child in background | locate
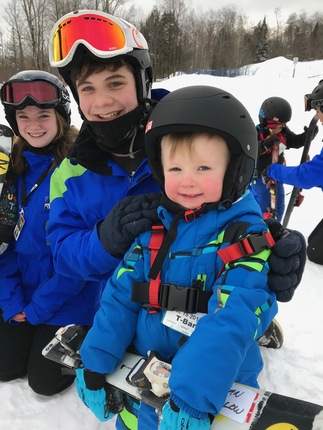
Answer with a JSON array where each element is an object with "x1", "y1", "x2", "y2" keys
[
  {"x1": 74, "y1": 85, "x2": 278, "y2": 430},
  {"x1": 264, "y1": 80, "x2": 323, "y2": 265},
  {"x1": 252, "y1": 96, "x2": 309, "y2": 221}
]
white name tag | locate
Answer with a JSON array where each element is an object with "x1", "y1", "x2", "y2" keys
[
  {"x1": 219, "y1": 383, "x2": 257, "y2": 423},
  {"x1": 162, "y1": 310, "x2": 206, "y2": 336}
]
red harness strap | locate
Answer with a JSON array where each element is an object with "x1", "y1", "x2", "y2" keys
[
  {"x1": 217, "y1": 231, "x2": 275, "y2": 273},
  {"x1": 146, "y1": 227, "x2": 275, "y2": 309},
  {"x1": 148, "y1": 225, "x2": 165, "y2": 313}
]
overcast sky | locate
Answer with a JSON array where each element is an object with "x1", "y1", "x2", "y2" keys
[
  {"x1": 133, "y1": 0, "x2": 322, "y2": 26},
  {"x1": 0, "y1": 1, "x2": 321, "y2": 31}
]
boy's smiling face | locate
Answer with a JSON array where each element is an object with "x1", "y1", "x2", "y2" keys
[
  {"x1": 76, "y1": 65, "x2": 138, "y2": 122},
  {"x1": 161, "y1": 134, "x2": 230, "y2": 209}
]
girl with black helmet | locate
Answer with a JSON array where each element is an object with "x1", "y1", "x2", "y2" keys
[
  {"x1": 74, "y1": 85, "x2": 278, "y2": 429},
  {"x1": 265, "y1": 80, "x2": 323, "y2": 265},
  {"x1": 0, "y1": 70, "x2": 90, "y2": 396},
  {"x1": 252, "y1": 96, "x2": 309, "y2": 221}
]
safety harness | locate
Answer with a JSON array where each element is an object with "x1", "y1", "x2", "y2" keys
[{"x1": 131, "y1": 213, "x2": 275, "y2": 314}]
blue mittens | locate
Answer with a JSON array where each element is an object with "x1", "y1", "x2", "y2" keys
[
  {"x1": 160, "y1": 399, "x2": 211, "y2": 430},
  {"x1": 75, "y1": 368, "x2": 124, "y2": 422}
]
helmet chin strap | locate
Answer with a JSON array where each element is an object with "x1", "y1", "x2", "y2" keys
[{"x1": 112, "y1": 129, "x2": 138, "y2": 159}]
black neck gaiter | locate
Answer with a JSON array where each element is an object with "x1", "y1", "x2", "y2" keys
[{"x1": 86, "y1": 104, "x2": 148, "y2": 155}]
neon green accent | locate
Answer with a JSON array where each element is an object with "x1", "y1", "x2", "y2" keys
[
  {"x1": 117, "y1": 267, "x2": 134, "y2": 280},
  {"x1": 50, "y1": 159, "x2": 87, "y2": 202},
  {"x1": 119, "y1": 407, "x2": 138, "y2": 430},
  {"x1": 116, "y1": 246, "x2": 143, "y2": 279},
  {"x1": 224, "y1": 248, "x2": 271, "y2": 272},
  {"x1": 220, "y1": 292, "x2": 230, "y2": 307},
  {"x1": 197, "y1": 274, "x2": 207, "y2": 289},
  {"x1": 255, "y1": 307, "x2": 262, "y2": 317},
  {"x1": 217, "y1": 285, "x2": 235, "y2": 309},
  {"x1": 207, "y1": 230, "x2": 225, "y2": 247}
]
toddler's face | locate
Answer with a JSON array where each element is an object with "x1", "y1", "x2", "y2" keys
[{"x1": 161, "y1": 134, "x2": 230, "y2": 209}]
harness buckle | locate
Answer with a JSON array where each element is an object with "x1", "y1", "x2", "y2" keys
[
  {"x1": 239, "y1": 233, "x2": 274, "y2": 256},
  {"x1": 159, "y1": 284, "x2": 199, "y2": 313}
]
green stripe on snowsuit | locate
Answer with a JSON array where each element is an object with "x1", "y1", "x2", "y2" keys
[
  {"x1": 119, "y1": 407, "x2": 138, "y2": 430},
  {"x1": 49, "y1": 158, "x2": 86, "y2": 202}
]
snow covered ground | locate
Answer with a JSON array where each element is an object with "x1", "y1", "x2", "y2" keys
[{"x1": 0, "y1": 56, "x2": 323, "y2": 429}]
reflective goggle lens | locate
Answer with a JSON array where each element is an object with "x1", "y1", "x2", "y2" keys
[
  {"x1": 2, "y1": 81, "x2": 58, "y2": 106},
  {"x1": 51, "y1": 13, "x2": 126, "y2": 64},
  {"x1": 304, "y1": 94, "x2": 312, "y2": 111}
]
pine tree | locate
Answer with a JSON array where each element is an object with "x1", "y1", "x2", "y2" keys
[{"x1": 254, "y1": 17, "x2": 270, "y2": 62}]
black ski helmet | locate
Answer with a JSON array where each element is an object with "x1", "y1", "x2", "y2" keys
[
  {"x1": 1, "y1": 70, "x2": 71, "y2": 136},
  {"x1": 49, "y1": 10, "x2": 152, "y2": 105},
  {"x1": 145, "y1": 85, "x2": 258, "y2": 204},
  {"x1": 305, "y1": 79, "x2": 323, "y2": 113},
  {"x1": 258, "y1": 96, "x2": 292, "y2": 128}
]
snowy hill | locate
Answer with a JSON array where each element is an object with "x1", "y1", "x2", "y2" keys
[{"x1": 0, "y1": 56, "x2": 323, "y2": 429}]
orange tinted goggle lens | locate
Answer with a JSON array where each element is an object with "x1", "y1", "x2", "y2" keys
[
  {"x1": 3, "y1": 81, "x2": 58, "y2": 105},
  {"x1": 52, "y1": 14, "x2": 126, "y2": 63}
]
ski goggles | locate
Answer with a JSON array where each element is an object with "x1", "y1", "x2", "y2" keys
[
  {"x1": 1, "y1": 80, "x2": 59, "y2": 109},
  {"x1": 304, "y1": 94, "x2": 323, "y2": 111},
  {"x1": 49, "y1": 10, "x2": 147, "y2": 68},
  {"x1": 266, "y1": 120, "x2": 286, "y2": 129}
]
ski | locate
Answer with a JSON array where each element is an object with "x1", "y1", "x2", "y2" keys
[
  {"x1": 110, "y1": 351, "x2": 323, "y2": 430},
  {"x1": 263, "y1": 137, "x2": 279, "y2": 219},
  {"x1": 282, "y1": 114, "x2": 318, "y2": 228},
  {"x1": 43, "y1": 325, "x2": 323, "y2": 430},
  {"x1": 0, "y1": 124, "x2": 17, "y2": 253},
  {"x1": 0, "y1": 124, "x2": 14, "y2": 195}
]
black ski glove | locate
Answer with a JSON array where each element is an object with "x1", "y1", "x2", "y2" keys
[
  {"x1": 265, "y1": 218, "x2": 306, "y2": 302},
  {"x1": 98, "y1": 192, "x2": 161, "y2": 258},
  {"x1": 261, "y1": 134, "x2": 278, "y2": 151},
  {"x1": 261, "y1": 166, "x2": 272, "y2": 185}
]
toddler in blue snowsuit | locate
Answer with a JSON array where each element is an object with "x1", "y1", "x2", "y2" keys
[{"x1": 75, "y1": 86, "x2": 278, "y2": 430}]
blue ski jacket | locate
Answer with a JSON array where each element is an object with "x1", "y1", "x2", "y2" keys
[
  {"x1": 80, "y1": 190, "x2": 278, "y2": 425},
  {"x1": 267, "y1": 146, "x2": 323, "y2": 191},
  {"x1": 0, "y1": 151, "x2": 101, "y2": 325},
  {"x1": 47, "y1": 124, "x2": 160, "y2": 283}
]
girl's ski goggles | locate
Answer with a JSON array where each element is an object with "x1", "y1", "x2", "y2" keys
[
  {"x1": 1, "y1": 80, "x2": 59, "y2": 109},
  {"x1": 49, "y1": 10, "x2": 148, "y2": 68}
]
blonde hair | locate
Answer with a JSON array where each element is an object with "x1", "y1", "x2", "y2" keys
[{"x1": 161, "y1": 132, "x2": 231, "y2": 160}]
